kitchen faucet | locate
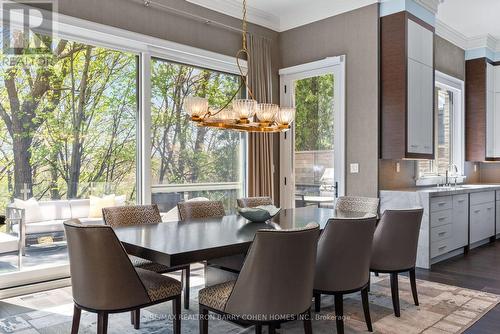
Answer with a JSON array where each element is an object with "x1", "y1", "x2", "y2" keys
[{"x1": 445, "y1": 163, "x2": 459, "y2": 187}]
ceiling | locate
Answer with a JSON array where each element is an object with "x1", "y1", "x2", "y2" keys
[
  {"x1": 188, "y1": 0, "x2": 500, "y2": 46},
  {"x1": 437, "y1": 0, "x2": 500, "y2": 41}
]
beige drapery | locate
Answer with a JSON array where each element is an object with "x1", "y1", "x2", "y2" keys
[{"x1": 247, "y1": 34, "x2": 275, "y2": 200}]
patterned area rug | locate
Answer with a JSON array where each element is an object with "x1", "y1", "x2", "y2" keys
[{"x1": 0, "y1": 269, "x2": 498, "y2": 334}]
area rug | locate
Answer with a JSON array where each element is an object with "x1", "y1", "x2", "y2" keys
[{"x1": 0, "y1": 268, "x2": 498, "y2": 334}]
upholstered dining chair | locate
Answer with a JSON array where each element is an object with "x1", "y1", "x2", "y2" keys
[
  {"x1": 237, "y1": 196, "x2": 273, "y2": 208},
  {"x1": 314, "y1": 217, "x2": 377, "y2": 334},
  {"x1": 370, "y1": 208, "x2": 423, "y2": 317},
  {"x1": 177, "y1": 200, "x2": 225, "y2": 220},
  {"x1": 64, "y1": 220, "x2": 182, "y2": 334},
  {"x1": 335, "y1": 196, "x2": 380, "y2": 216},
  {"x1": 102, "y1": 205, "x2": 191, "y2": 317},
  {"x1": 198, "y1": 223, "x2": 320, "y2": 334}
]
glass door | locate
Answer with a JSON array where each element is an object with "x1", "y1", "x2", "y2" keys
[{"x1": 279, "y1": 57, "x2": 345, "y2": 209}]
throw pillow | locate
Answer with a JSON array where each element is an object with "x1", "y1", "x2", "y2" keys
[
  {"x1": 88, "y1": 194, "x2": 116, "y2": 218},
  {"x1": 13, "y1": 197, "x2": 42, "y2": 223}
]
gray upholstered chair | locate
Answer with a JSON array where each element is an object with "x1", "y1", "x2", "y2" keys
[
  {"x1": 370, "y1": 208, "x2": 423, "y2": 317},
  {"x1": 198, "y1": 223, "x2": 320, "y2": 334},
  {"x1": 177, "y1": 200, "x2": 225, "y2": 220},
  {"x1": 102, "y1": 204, "x2": 191, "y2": 314},
  {"x1": 335, "y1": 196, "x2": 380, "y2": 216},
  {"x1": 314, "y1": 217, "x2": 377, "y2": 334},
  {"x1": 64, "y1": 220, "x2": 181, "y2": 334},
  {"x1": 237, "y1": 196, "x2": 273, "y2": 208}
]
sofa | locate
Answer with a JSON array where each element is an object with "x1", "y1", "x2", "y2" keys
[{"x1": 6, "y1": 196, "x2": 124, "y2": 254}]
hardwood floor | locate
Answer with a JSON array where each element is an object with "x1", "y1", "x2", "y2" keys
[{"x1": 416, "y1": 239, "x2": 500, "y2": 334}]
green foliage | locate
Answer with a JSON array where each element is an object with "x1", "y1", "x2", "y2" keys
[{"x1": 294, "y1": 74, "x2": 334, "y2": 151}]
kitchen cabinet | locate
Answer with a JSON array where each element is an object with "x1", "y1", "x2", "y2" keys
[
  {"x1": 380, "y1": 187, "x2": 499, "y2": 269},
  {"x1": 466, "y1": 59, "x2": 500, "y2": 161},
  {"x1": 381, "y1": 11, "x2": 434, "y2": 159}
]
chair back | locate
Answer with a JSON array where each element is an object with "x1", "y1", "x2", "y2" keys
[
  {"x1": 225, "y1": 223, "x2": 319, "y2": 319},
  {"x1": 64, "y1": 219, "x2": 150, "y2": 311},
  {"x1": 371, "y1": 208, "x2": 423, "y2": 271},
  {"x1": 177, "y1": 200, "x2": 225, "y2": 220},
  {"x1": 102, "y1": 204, "x2": 162, "y2": 227},
  {"x1": 237, "y1": 196, "x2": 273, "y2": 208},
  {"x1": 314, "y1": 217, "x2": 377, "y2": 292},
  {"x1": 335, "y1": 196, "x2": 380, "y2": 216}
]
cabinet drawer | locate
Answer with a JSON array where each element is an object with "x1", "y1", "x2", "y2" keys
[
  {"x1": 431, "y1": 239, "x2": 451, "y2": 258},
  {"x1": 470, "y1": 191, "x2": 495, "y2": 205},
  {"x1": 453, "y1": 194, "x2": 468, "y2": 210},
  {"x1": 430, "y1": 197, "x2": 452, "y2": 212},
  {"x1": 430, "y1": 209, "x2": 452, "y2": 228},
  {"x1": 431, "y1": 224, "x2": 452, "y2": 242},
  {"x1": 470, "y1": 203, "x2": 495, "y2": 243}
]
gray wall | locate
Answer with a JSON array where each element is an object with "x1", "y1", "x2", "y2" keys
[
  {"x1": 279, "y1": 4, "x2": 380, "y2": 197},
  {"x1": 55, "y1": 0, "x2": 283, "y2": 201},
  {"x1": 379, "y1": 33, "x2": 470, "y2": 189}
]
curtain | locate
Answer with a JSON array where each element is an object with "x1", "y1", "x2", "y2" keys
[{"x1": 247, "y1": 34, "x2": 275, "y2": 200}]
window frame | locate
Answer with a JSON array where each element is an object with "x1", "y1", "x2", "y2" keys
[{"x1": 416, "y1": 71, "x2": 465, "y2": 186}]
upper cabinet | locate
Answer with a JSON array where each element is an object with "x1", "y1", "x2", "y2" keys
[
  {"x1": 380, "y1": 12, "x2": 435, "y2": 160},
  {"x1": 466, "y1": 58, "x2": 500, "y2": 161}
]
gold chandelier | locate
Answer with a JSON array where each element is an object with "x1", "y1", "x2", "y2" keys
[{"x1": 183, "y1": 0, "x2": 295, "y2": 133}]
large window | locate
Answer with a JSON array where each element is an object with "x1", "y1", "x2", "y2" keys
[
  {"x1": 150, "y1": 58, "x2": 245, "y2": 212},
  {"x1": 418, "y1": 72, "x2": 464, "y2": 182},
  {"x1": 0, "y1": 38, "x2": 138, "y2": 275}
]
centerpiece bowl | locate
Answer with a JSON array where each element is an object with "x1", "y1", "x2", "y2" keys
[{"x1": 237, "y1": 205, "x2": 281, "y2": 223}]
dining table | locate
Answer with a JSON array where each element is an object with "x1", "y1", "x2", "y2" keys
[{"x1": 114, "y1": 207, "x2": 376, "y2": 269}]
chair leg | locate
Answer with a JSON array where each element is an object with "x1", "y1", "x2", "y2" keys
[
  {"x1": 390, "y1": 272, "x2": 401, "y2": 317},
  {"x1": 71, "y1": 304, "x2": 81, "y2": 334},
  {"x1": 269, "y1": 325, "x2": 277, "y2": 334},
  {"x1": 314, "y1": 292, "x2": 321, "y2": 312},
  {"x1": 97, "y1": 312, "x2": 108, "y2": 334},
  {"x1": 374, "y1": 272, "x2": 379, "y2": 277},
  {"x1": 173, "y1": 296, "x2": 181, "y2": 334},
  {"x1": 409, "y1": 268, "x2": 419, "y2": 306},
  {"x1": 184, "y1": 266, "x2": 190, "y2": 309},
  {"x1": 130, "y1": 311, "x2": 134, "y2": 325},
  {"x1": 361, "y1": 287, "x2": 373, "y2": 332},
  {"x1": 133, "y1": 309, "x2": 140, "y2": 329},
  {"x1": 334, "y1": 294, "x2": 344, "y2": 334},
  {"x1": 199, "y1": 305, "x2": 208, "y2": 334},
  {"x1": 255, "y1": 324, "x2": 262, "y2": 334},
  {"x1": 303, "y1": 308, "x2": 313, "y2": 334}
]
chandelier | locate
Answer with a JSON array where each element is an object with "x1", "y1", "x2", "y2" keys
[{"x1": 182, "y1": 0, "x2": 295, "y2": 133}]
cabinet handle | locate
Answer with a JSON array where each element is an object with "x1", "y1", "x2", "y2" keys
[
  {"x1": 438, "y1": 232, "x2": 446, "y2": 236},
  {"x1": 424, "y1": 146, "x2": 431, "y2": 149},
  {"x1": 410, "y1": 145, "x2": 418, "y2": 148},
  {"x1": 438, "y1": 246, "x2": 447, "y2": 251},
  {"x1": 438, "y1": 202, "x2": 446, "y2": 206},
  {"x1": 438, "y1": 217, "x2": 446, "y2": 221},
  {"x1": 487, "y1": 207, "x2": 493, "y2": 210},
  {"x1": 474, "y1": 209, "x2": 481, "y2": 214},
  {"x1": 458, "y1": 200, "x2": 465, "y2": 203}
]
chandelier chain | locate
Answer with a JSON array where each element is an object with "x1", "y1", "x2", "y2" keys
[{"x1": 242, "y1": 0, "x2": 248, "y2": 51}]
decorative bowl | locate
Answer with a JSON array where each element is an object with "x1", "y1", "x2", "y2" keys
[{"x1": 237, "y1": 205, "x2": 281, "y2": 223}]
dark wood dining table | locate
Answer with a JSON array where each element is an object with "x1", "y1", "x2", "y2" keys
[{"x1": 114, "y1": 207, "x2": 375, "y2": 268}]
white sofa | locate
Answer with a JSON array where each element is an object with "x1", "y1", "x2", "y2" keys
[{"x1": 6, "y1": 199, "x2": 111, "y2": 254}]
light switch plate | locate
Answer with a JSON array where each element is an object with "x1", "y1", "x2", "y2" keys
[{"x1": 350, "y1": 163, "x2": 359, "y2": 174}]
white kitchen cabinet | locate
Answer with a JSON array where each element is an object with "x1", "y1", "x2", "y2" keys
[
  {"x1": 470, "y1": 191, "x2": 495, "y2": 244},
  {"x1": 407, "y1": 56, "x2": 433, "y2": 155},
  {"x1": 496, "y1": 190, "x2": 500, "y2": 235},
  {"x1": 407, "y1": 19, "x2": 433, "y2": 67},
  {"x1": 451, "y1": 194, "x2": 468, "y2": 249},
  {"x1": 381, "y1": 13, "x2": 434, "y2": 160}
]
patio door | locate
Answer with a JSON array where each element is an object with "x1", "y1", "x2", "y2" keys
[{"x1": 279, "y1": 56, "x2": 346, "y2": 209}]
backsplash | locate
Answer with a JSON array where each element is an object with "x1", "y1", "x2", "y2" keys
[{"x1": 379, "y1": 160, "x2": 481, "y2": 190}]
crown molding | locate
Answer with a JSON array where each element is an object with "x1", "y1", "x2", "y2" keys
[
  {"x1": 435, "y1": 19, "x2": 467, "y2": 50},
  {"x1": 413, "y1": 0, "x2": 440, "y2": 14},
  {"x1": 186, "y1": 0, "x2": 280, "y2": 31}
]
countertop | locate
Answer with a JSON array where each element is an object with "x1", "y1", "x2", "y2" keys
[{"x1": 380, "y1": 184, "x2": 500, "y2": 197}]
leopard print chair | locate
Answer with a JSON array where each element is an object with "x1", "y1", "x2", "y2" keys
[
  {"x1": 236, "y1": 196, "x2": 273, "y2": 208},
  {"x1": 177, "y1": 200, "x2": 225, "y2": 220},
  {"x1": 335, "y1": 196, "x2": 380, "y2": 216},
  {"x1": 102, "y1": 204, "x2": 191, "y2": 313}
]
